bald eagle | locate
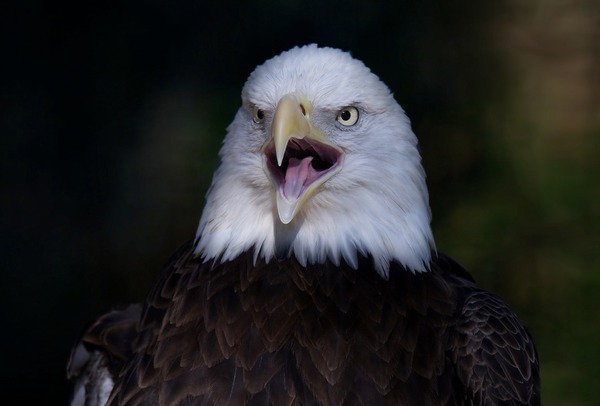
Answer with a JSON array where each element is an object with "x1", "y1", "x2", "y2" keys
[{"x1": 67, "y1": 45, "x2": 540, "y2": 405}]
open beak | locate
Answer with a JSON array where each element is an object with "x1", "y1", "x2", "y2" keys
[{"x1": 262, "y1": 93, "x2": 342, "y2": 224}]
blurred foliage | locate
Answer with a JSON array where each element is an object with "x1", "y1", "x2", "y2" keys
[{"x1": 1, "y1": 0, "x2": 598, "y2": 404}]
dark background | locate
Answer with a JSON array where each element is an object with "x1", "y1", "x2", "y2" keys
[{"x1": 2, "y1": 1, "x2": 598, "y2": 404}]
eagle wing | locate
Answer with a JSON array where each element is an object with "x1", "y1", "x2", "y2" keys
[
  {"x1": 67, "y1": 304, "x2": 141, "y2": 406},
  {"x1": 451, "y1": 289, "x2": 541, "y2": 405}
]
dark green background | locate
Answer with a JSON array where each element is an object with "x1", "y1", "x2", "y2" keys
[{"x1": 2, "y1": 1, "x2": 598, "y2": 404}]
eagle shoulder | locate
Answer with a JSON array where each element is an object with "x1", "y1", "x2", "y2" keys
[
  {"x1": 446, "y1": 268, "x2": 541, "y2": 404},
  {"x1": 67, "y1": 304, "x2": 141, "y2": 406}
]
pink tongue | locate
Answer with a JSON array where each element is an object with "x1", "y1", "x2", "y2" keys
[{"x1": 283, "y1": 157, "x2": 314, "y2": 200}]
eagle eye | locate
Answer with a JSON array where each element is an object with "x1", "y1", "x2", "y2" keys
[
  {"x1": 337, "y1": 107, "x2": 359, "y2": 126},
  {"x1": 253, "y1": 107, "x2": 265, "y2": 124}
]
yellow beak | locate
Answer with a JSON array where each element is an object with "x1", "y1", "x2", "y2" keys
[{"x1": 264, "y1": 93, "x2": 342, "y2": 224}]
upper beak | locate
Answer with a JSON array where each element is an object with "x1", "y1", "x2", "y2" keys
[{"x1": 263, "y1": 93, "x2": 342, "y2": 224}]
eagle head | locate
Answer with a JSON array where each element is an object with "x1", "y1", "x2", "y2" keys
[{"x1": 195, "y1": 44, "x2": 435, "y2": 277}]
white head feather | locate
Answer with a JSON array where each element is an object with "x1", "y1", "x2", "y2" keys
[{"x1": 195, "y1": 44, "x2": 435, "y2": 277}]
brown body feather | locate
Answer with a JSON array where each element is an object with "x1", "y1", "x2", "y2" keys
[{"x1": 70, "y1": 241, "x2": 540, "y2": 405}]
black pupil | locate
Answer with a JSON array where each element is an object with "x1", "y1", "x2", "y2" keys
[
  {"x1": 256, "y1": 110, "x2": 264, "y2": 120},
  {"x1": 340, "y1": 110, "x2": 351, "y2": 121}
]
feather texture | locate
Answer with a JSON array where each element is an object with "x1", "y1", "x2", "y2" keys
[{"x1": 69, "y1": 242, "x2": 540, "y2": 405}]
